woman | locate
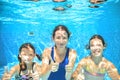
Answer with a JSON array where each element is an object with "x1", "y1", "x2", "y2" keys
[
  {"x1": 2, "y1": 43, "x2": 42, "y2": 80},
  {"x1": 71, "y1": 34, "x2": 120, "y2": 80},
  {"x1": 41, "y1": 25, "x2": 77, "y2": 80}
]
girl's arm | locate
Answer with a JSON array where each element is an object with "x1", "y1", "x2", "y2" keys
[
  {"x1": 107, "y1": 61, "x2": 120, "y2": 80},
  {"x1": 2, "y1": 65, "x2": 19, "y2": 80},
  {"x1": 71, "y1": 58, "x2": 86, "y2": 80}
]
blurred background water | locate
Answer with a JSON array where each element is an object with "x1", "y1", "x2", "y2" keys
[{"x1": 0, "y1": 0, "x2": 120, "y2": 79}]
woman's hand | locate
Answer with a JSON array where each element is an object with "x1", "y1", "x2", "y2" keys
[
  {"x1": 65, "y1": 65, "x2": 73, "y2": 80},
  {"x1": 51, "y1": 62, "x2": 59, "y2": 72},
  {"x1": 65, "y1": 65, "x2": 73, "y2": 72}
]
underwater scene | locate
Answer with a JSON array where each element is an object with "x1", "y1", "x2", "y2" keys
[{"x1": 0, "y1": 0, "x2": 120, "y2": 79}]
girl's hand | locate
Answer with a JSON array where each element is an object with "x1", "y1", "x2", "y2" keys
[
  {"x1": 76, "y1": 73, "x2": 85, "y2": 80},
  {"x1": 2, "y1": 66, "x2": 11, "y2": 80},
  {"x1": 2, "y1": 73, "x2": 11, "y2": 80}
]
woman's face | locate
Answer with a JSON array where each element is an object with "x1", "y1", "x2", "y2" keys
[
  {"x1": 90, "y1": 38, "x2": 105, "y2": 57},
  {"x1": 53, "y1": 29, "x2": 68, "y2": 49},
  {"x1": 20, "y1": 48, "x2": 35, "y2": 64}
]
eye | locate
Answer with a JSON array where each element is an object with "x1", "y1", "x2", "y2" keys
[
  {"x1": 97, "y1": 44, "x2": 103, "y2": 47},
  {"x1": 90, "y1": 44, "x2": 94, "y2": 47},
  {"x1": 29, "y1": 54, "x2": 33, "y2": 56},
  {"x1": 23, "y1": 53, "x2": 26, "y2": 56},
  {"x1": 56, "y1": 36, "x2": 61, "y2": 39},
  {"x1": 63, "y1": 37, "x2": 67, "y2": 40}
]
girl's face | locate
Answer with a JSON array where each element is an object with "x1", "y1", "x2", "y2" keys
[
  {"x1": 53, "y1": 30, "x2": 68, "y2": 49},
  {"x1": 19, "y1": 48, "x2": 35, "y2": 64},
  {"x1": 90, "y1": 38, "x2": 105, "y2": 57}
]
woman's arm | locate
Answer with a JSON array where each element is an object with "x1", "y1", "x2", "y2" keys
[
  {"x1": 65, "y1": 49, "x2": 77, "y2": 80},
  {"x1": 68, "y1": 49, "x2": 77, "y2": 67},
  {"x1": 41, "y1": 48, "x2": 51, "y2": 79},
  {"x1": 32, "y1": 63, "x2": 42, "y2": 79}
]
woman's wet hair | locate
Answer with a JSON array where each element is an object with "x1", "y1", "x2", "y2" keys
[
  {"x1": 18, "y1": 43, "x2": 42, "y2": 71},
  {"x1": 86, "y1": 34, "x2": 106, "y2": 49},
  {"x1": 52, "y1": 24, "x2": 71, "y2": 39}
]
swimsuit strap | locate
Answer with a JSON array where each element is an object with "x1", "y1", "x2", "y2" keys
[
  {"x1": 51, "y1": 47, "x2": 55, "y2": 62},
  {"x1": 51, "y1": 47, "x2": 69, "y2": 63},
  {"x1": 32, "y1": 62, "x2": 35, "y2": 73},
  {"x1": 19, "y1": 62, "x2": 35, "y2": 75}
]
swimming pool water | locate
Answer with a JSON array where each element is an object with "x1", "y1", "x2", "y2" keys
[{"x1": 0, "y1": 0, "x2": 120, "y2": 79}]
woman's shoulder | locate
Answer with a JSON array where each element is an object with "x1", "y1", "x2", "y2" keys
[
  {"x1": 42, "y1": 47, "x2": 53, "y2": 58},
  {"x1": 43, "y1": 47, "x2": 52, "y2": 53},
  {"x1": 69, "y1": 48, "x2": 76, "y2": 53},
  {"x1": 68, "y1": 48, "x2": 77, "y2": 57}
]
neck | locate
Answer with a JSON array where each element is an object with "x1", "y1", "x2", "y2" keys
[
  {"x1": 26, "y1": 62, "x2": 33, "y2": 69},
  {"x1": 55, "y1": 47, "x2": 66, "y2": 56},
  {"x1": 91, "y1": 55, "x2": 102, "y2": 65}
]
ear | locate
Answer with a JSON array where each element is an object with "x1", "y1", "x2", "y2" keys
[
  {"x1": 86, "y1": 44, "x2": 90, "y2": 50},
  {"x1": 19, "y1": 54, "x2": 21, "y2": 58},
  {"x1": 33, "y1": 53, "x2": 36, "y2": 57},
  {"x1": 103, "y1": 45, "x2": 106, "y2": 49},
  {"x1": 103, "y1": 44, "x2": 107, "y2": 49},
  {"x1": 103, "y1": 46, "x2": 106, "y2": 49},
  {"x1": 52, "y1": 36, "x2": 54, "y2": 41}
]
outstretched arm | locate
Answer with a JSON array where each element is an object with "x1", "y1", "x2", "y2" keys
[
  {"x1": 71, "y1": 58, "x2": 86, "y2": 80},
  {"x1": 107, "y1": 62, "x2": 120, "y2": 80},
  {"x1": 2, "y1": 65, "x2": 19, "y2": 80}
]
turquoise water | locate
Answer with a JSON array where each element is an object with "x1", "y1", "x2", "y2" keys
[{"x1": 0, "y1": 0, "x2": 120, "y2": 79}]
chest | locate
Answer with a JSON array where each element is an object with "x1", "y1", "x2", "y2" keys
[{"x1": 85, "y1": 60, "x2": 107, "y2": 74}]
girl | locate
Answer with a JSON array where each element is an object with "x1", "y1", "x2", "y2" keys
[
  {"x1": 2, "y1": 43, "x2": 42, "y2": 80},
  {"x1": 71, "y1": 34, "x2": 120, "y2": 80}
]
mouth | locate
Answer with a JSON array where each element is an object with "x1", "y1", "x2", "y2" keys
[
  {"x1": 93, "y1": 50, "x2": 101, "y2": 55},
  {"x1": 60, "y1": 44, "x2": 64, "y2": 46},
  {"x1": 58, "y1": 43, "x2": 65, "y2": 47}
]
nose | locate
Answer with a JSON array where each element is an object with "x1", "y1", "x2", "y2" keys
[
  {"x1": 24, "y1": 56, "x2": 29, "y2": 60},
  {"x1": 60, "y1": 38, "x2": 64, "y2": 43}
]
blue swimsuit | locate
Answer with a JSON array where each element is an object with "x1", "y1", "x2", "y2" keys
[{"x1": 48, "y1": 47, "x2": 69, "y2": 80}]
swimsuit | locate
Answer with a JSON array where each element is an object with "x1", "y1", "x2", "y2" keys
[
  {"x1": 15, "y1": 62, "x2": 35, "y2": 80},
  {"x1": 48, "y1": 47, "x2": 69, "y2": 80},
  {"x1": 84, "y1": 70, "x2": 105, "y2": 80}
]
